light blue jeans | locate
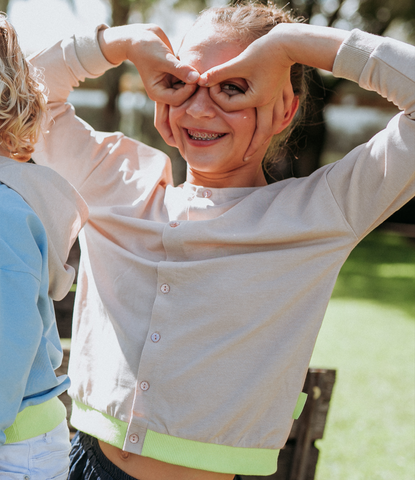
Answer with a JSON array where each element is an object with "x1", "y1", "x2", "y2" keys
[{"x1": 0, "y1": 420, "x2": 70, "y2": 480}]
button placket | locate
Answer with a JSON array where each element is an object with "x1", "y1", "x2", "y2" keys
[{"x1": 123, "y1": 423, "x2": 147, "y2": 455}]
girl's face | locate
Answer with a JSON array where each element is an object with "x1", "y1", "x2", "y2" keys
[
  {"x1": 168, "y1": 25, "x2": 264, "y2": 187},
  {"x1": 156, "y1": 22, "x2": 296, "y2": 188}
]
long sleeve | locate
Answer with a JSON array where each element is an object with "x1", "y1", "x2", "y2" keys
[
  {"x1": 29, "y1": 28, "x2": 171, "y2": 199},
  {"x1": 327, "y1": 30, "x2": 415, "y2": 239},
  {"x1": 0, "y1": 190, "x2": 47, "y2": 446}
]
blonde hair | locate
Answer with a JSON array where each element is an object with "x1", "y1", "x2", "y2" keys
[
  {"x1": 0, "y1": 13, "x2": 47, "y2": 162},
  {"x1": 195, "y1": 1, "x2": 308, "y2": 177}
]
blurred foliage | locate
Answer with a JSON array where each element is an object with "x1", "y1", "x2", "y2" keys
[
  {"x1": 173, "y1": 0, "x2": 209, "y2": 13},
  {"x1": 281, "y1": 0, "x2": 415, "y2": 40},
  {"x1": 230, "y1": 0, "x2": 415, "y2": 40},
  {"x1": 332, "y1": 231, "x2": 415, "y2": 317}
]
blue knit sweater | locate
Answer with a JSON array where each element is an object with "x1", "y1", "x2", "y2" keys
[{"x1": 0, "y1": 184, "x2": 71, "y2": 447}]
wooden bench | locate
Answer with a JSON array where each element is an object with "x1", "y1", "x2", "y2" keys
[{"x1": 54, "y1": 241, "x2": 336, "y2": 479}]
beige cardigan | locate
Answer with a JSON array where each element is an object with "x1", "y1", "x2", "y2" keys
[{"x1": 30, "y1": 29, "x2": 415, "y2": 475}]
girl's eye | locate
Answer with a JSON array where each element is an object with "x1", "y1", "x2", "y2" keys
[{"x1": 221, "y1": 83, "x2": 245, "y2": 96}]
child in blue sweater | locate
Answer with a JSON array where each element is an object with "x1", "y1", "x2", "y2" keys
[{"x1": 0, "y1": 14, "x2": 88, "y2": 480}]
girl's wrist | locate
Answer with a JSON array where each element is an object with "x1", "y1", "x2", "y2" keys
[
  {"x1": 270, "y1": 23, "x2": 348, "y2": 72},
  {"x1": 98, "y1": 26, "x2": 130, "y2": 65}
]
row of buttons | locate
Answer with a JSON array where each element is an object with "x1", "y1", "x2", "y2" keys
[
  {"x1": 138, "y1": 331, "x2": 160, "y2": 394},
  {"x1": 133, "y1": 253, "x2": 180, "y2": 445},
  {"x1": 136, "y1": 325, "x2": 162, "y2": 411}
]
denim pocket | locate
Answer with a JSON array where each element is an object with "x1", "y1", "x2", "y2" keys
[
  {"x1": 0, "y1": 440, "x2": 30, "y2": 479},
  {"x1": 31, "y1": 421, "x2": 70, "y2": 479}
]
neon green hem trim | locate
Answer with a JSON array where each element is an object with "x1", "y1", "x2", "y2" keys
[
  {"x1": 292, "y1": 392, "x2": 308, "y2": 420},
  {"x1": 4, "y1": 396, "x2": 66, "y2": 444},
  {"x1": 70, "y1": 400, "x2": 127, "y2": 449},
  {"x1": 142, "y1": 430, "x2": 279, "y2": 475},
  {"x1": 71, "y1": 401, "x2": 279, "y2": 475}
]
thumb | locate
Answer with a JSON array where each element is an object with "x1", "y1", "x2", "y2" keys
[{"x1": 199, "y1": 57, "x2": 246, "y2": 87}]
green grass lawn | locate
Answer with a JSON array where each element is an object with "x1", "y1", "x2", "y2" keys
[{"x1": 311, "y1": 230, "x2": 415, "y2": 479}]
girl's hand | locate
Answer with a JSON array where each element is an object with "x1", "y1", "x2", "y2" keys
[
  {"x1": 199, "y1": 27, "x2": 296, "y2": 159},
  {"x1": 99, "y1": 24, "x2": 200, "y2": 106},
  {"x1": 199, "y1": 23, "x2": 347, "y2": 159}
]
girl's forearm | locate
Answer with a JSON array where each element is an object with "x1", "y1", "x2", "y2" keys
[{"x1": 271, "y1": 23, "x2": 349, "y2": 72}]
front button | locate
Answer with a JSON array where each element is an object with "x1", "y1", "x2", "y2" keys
[
  {"x1": 151, "y1": 332, "x2": 161, "y2": 343},
  {"x1": 160, "y1": 283, "x2": 170, "y2": 294},
  {"x1": 170, "y1": 221, "x2": 180, "y2": 228},
  {"x1": 202, "y1": 189, "x2": 212, "y2": 198},
  {"x1": 129, "y1": 433, "x2": 139, "y2": 444},
  {"x1": 140, "y1": 381, "x2": 150, "y2": 391}
]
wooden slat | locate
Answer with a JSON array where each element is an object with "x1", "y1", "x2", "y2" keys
[{"x1": 289, "y1": 368, "x2": 336, "y2": 441}]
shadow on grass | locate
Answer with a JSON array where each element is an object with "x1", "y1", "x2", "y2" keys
[{"x1": 332, "y1": 229, "x2": 415, "y2": 318}]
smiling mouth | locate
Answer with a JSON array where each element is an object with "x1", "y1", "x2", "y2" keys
[{"x1": 187, "y1": 130, "x2": 226, "y2": 141}]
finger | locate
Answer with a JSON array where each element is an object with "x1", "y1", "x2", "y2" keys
[
  {"x1": 244, "y1": 102, "x2": 275, "y2": 161},
  {"x1": 164, "y1": 53, "x2": 200, "y2": 84},
  {"x1": 208, "y1": 86, "x2": 261, "y2": 112},
  {"x1": 150, "y1": 24, "x2": 175, "y2": 52},
  {"x1": 154, "y1": 102, "x2": 176, "y2": 147},
  {"x1": 151, "y1": 82, "x2": 197, "y2": 106},
  {"x1": 245, "y1": 77, "x2": 295, "y2": 159},
  {"x1": 199, "y1": 55, "x2": 249, "y2": 87}
]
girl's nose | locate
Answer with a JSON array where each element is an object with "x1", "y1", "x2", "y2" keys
[{"x1": 185, "y1": 86, "x2": 216, "y2": 119}]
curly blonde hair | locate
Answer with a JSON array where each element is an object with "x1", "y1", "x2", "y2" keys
[{"x1": 0, "y1": 13, "x2": 47, "y2": 162}]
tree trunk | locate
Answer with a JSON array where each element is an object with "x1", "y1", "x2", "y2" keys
[
  {"x1": 0, "y1": 0, "x2": 10, "y2": 14},
  {"x1": 100, "y1": 0, "x2": 131, "y2": 132}
]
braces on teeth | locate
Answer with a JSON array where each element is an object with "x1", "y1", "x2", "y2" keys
[{"x1": 188, "y1": 131, "x2": 224, "y2": 140}]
